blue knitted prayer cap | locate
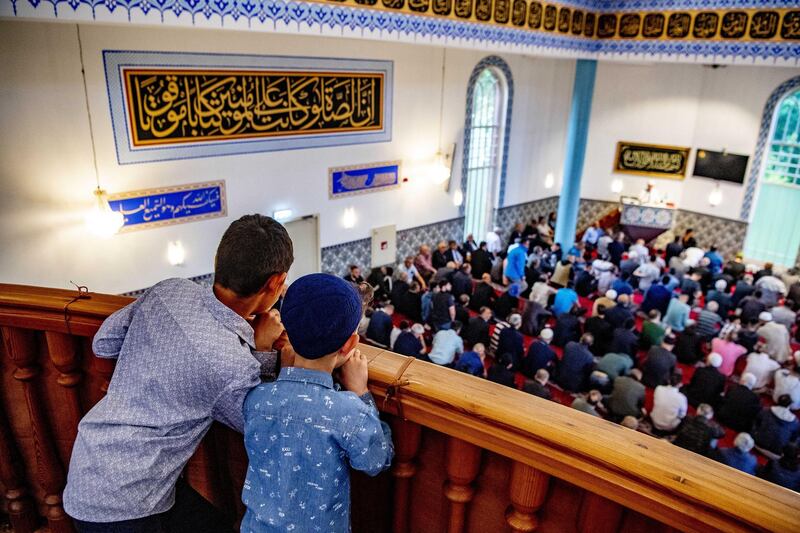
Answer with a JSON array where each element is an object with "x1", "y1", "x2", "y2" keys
[{"x1": 281, "y1": 273, "x2": 363, "y2": 359}]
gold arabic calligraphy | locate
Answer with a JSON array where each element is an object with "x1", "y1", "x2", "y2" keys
[
  {"x1": 124, "y1": 69, "x2": 384, "y2": 146},
  {"x1": 621, "y1": 148, "x2": 685, "y2": 174}
]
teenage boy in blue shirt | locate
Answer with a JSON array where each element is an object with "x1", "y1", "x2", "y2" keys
[{"x1": 242, "y1": 273, "x2": 394, "y2": 532}]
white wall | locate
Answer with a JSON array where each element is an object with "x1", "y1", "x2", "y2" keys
[
  {"x1": 581, "y1": 61, "x2": 800, "y2": 221},
  {"x1": 0, "y1": 20, "x2": 573, "y2": 294}
]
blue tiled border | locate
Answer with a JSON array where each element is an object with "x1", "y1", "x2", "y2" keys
[
  {"x1": 4, "y1": 0, "x2": 798, "y2": 64},
  {"x1": 103, "y1": 50, "x2": 394, "y2": 164},
  {"x1": 459, "y1": 55, "x2": 514, "y2": 230}
]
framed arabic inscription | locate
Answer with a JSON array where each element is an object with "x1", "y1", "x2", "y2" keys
[
  {"x1": 104, "y1": 52, "x2": 393, "y2": 164},
  {"x1": 107, "y1": 181, "x2": 227, "y2": 232},
  {"x1": 613, "y1": 141, "x2": 690, "y2": 179},
  {"x1": 329, "y1": 161, "x2": 401, "y2": 199}
]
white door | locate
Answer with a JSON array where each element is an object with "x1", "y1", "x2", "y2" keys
[{"x1": 283, "y1": 215, "x2": 320, "y2": 283}]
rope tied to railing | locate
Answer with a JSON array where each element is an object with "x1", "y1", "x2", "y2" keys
[
  {"x1": 381, "y1": 355, "x2": 415, "y2": 420},
  {"x1": 63, "y1": 281, "x2": 91, "y2": 336}
]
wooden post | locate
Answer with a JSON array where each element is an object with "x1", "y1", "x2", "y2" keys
[
  {"x1": 577, "y1": 492, "x2": 624, "y2": 533},
  {"x1": 45, "y1": 332, "x2": 83, "y2": 443},
  {"x1": 444, "y1": 437, "x2": 482, "y2": 533},
  {"x1": 390, "y1": 418, "x2": 422, "y2": 533},
  {"x1": 3, "y1": 327, "x2": 74, "y2": 533},
  {"x1": 0, "y1": 406, "x2": 39, "y2": 533},
  {"x1": 505, "y1": 462, "x2": 550, "y2": 533}
]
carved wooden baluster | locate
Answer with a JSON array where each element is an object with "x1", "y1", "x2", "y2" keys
[
  {"x1": 577, "y1": 492, "x2": 624, "y2": 533},
  {"x1": 444, "y1": 436, "x2": 482, "y2": 533},
  {"x1": 3, "y1": 327, "x2": 73, "y2": 533},
  {"x1": 0, "y1": 406, "x2": 39, "y2": 533},
  {"x1": 45, "y1": 332, "x2": 83, "y2": 445},
  {"x1": 505, "y1": 462, "x2": 550, "y2": 533},
  {"x1": 94, "y1": 353, "x2": 116, "y2": 395},
  {"x1": 390, "y1": 418, "x2": 422, "y2": 533}
]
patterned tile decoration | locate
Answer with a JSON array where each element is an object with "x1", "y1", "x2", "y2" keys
[
  {"x1": 320, "y1": 217, "x2": 465, "y2": 275},
  {"x1": 495, "y1": 196, "x2": 560, "y2": 231},
  {"x1": 740, "y1": 74, "x2": 800, "y2": 221},
  {"x1": 652, "y1": 209, "x2": 748, "y2": 260},
  {"x1": 576, "y1": 198, "x2": 618, "y2": 233},
  {"x1": 3, "y1": 0, "x2": 799, "y2": 65},
  {"x1": 460, "y1": 55, "x2": 514, "y2": 219}
]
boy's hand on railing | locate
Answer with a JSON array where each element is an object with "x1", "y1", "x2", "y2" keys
[
  {"x1": 339, "y1": 349, "x2": 369, "y2": 397},
  {"x1": 252, "y1": 309, "x2": 284, "y2": 352}
]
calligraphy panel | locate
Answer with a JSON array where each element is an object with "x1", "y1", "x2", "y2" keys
[
  {"x1": 750, "y1": 11, "x2": 779, "y2": 39},
  {"x1": 107, "y1": 181, "x2": 227, "y2": 232},
  {"x1": 527, "y1": 1, "x2": 542, "y2": 29},
  {"x1": 720, "y1": 12, "x2": 747, "y2": 39},
  {"x1": 329, "y1": 161, "x2": 401, "y2": 198},
  {"x1": 642, "y1": 13, "x2": 665, "y2": 38},
  {"x1": 614, "y1": 141, "x2": 690, "y2": 179},
  {"x1": 557, "y1": 7, "x2": 570, "y2": 33},
  {"x1": 619, "y1": 13, "x2": 640, "y2": 38},
  {"x1": 105, "y1": 52, "x2": 393, "y2": 164},
  {"x1": 511, "y1": 0, "x2": 526, "y2": 27},
  {"x1": 781, "y1": 11, "x2": 800, "y2": 40}
]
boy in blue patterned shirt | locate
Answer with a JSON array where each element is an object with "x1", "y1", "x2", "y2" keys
[{"x1": 242, "y1": 273, "x2": 394, "y2": 532}]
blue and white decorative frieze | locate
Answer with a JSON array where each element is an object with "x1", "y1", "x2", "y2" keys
[
  {"x1": 103, "y1": 51, "x2": 393, "y2": 164},
  {"x1": 329, "y1": 161, "x2": 401, "y2": 199},
  {"x1": 107, "y1": 180, "x2": 227, "y2": 231},
  {"x1": 3, "y1": 0, "x2": 799, "y2": 65},
  {"x1": 620, "y1": 203, "x2": 675, "y2": 229}
]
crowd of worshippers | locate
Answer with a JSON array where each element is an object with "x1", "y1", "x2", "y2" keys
[{"x1": 344, "y1": 216, "x2": 800, "y2": 492}]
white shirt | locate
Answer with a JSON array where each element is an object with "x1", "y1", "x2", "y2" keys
[
  {"x1": 390, "y1": 327, "x2": 402, "y2": 350},
  {"x1": 743, "y1": 352, "x2": 781, "y2": 389},
  {"x1": 530, "y1": 282, "x2": 556, "y2": 307},
  {"x1": 651, "y1": 385, "x2": 687, "y2": 431},
  {"x1": 773, "y1": 369, "x2": 800, "y2": 410},
  {"x1": 629, "y1": 244, "x2": 649, "y2": 263},
  {"x1": 634, "y1": 262, "x2": 660, "y2": 292},
  {"x1": 683, "y1": 247, "x2": 705, "y2": 268},
  {"x1": 486, "y1": 231, "x2": 502, "y2": 255},
  {"x1": 757, "y1": 322, "x2": 791, "y2": 363}
]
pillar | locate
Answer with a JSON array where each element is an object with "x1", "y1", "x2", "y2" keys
[{"x1": 555, "y1": 59, "x2": 597, "y2": 248}]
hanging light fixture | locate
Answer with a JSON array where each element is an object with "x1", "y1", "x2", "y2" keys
[
  {"x1": 611, "y1": 178, "x2": 623, "y2": 194},
  {"x1": 453, "y1": 189, "x2": 464, "y2": 206},
  {"x1": 544, "y1": 172, "x2": 555, "y2": 189},
  {"x1": 708, "y1": 182, "x2": 722, "y2": 207},
  {"x1": 77, "y1": 25, "x2": 123, "y2": 237},
  {"x1": 431, "y1": 48, "x2": 452, "y2": 187},
  {"x1": 85, "y1": 187, "x2": 124, "y2": 237}
]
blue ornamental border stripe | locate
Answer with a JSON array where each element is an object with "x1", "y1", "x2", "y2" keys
[{"x1": 2, "y1": 0, "x2": 799, "y2": 64}]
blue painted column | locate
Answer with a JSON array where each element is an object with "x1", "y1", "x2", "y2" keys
[{"x1": 555, "y1": 59, "x2": 597, "y2": 248}]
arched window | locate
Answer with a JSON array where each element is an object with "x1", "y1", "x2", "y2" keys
[
  {"x1": 744, "y1": 82, "x2": 800, "y2": 267},
  {"x1": 461, "y1": 56, "x2": 513, "y2": 241}
]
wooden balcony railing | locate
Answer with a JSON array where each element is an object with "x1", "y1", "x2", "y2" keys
[{"x1": 1, "y1": 283, "x2": 799, "y2": 533}]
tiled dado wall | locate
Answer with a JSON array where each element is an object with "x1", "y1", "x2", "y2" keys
[
  {"x1": 319, "y1": 196, "x2": 618, "y2": 275},
  {"x1": 122, "y1": 197, "x2": 759, "y2": 295}
]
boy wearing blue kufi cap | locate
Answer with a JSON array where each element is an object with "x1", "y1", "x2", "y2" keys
[{"x1": 241, "y1": 273, "x2": 394, "y2": 532}]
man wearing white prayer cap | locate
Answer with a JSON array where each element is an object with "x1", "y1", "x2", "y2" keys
[
  {"x1": 772, "y1": 351, "x2": 800, "y2": 410},
  {"x1": 757, "y1": 310, "x2": 792, "y2": 363},
  {"x1": 592, "y1": 289, "x2": 617, "y2": 317}
]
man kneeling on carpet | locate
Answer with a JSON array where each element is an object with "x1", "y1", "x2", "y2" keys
[{"x1": 242, "y1": 273, "x2": 394, "y2": 532}]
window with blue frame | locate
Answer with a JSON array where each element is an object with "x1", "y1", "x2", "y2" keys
[
  {"x1": 744, "y1": 88, "x2": 800, "y2": 267},
  {"x1": 461, "y1": 57, "x2": 512, "y2": 242}
]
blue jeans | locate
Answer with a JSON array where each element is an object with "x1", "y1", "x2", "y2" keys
[{"x1": 73, "y1": 477, "x2": 232, "y2": 533}]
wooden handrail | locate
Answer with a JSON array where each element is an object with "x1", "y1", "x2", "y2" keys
[{"x1": 1, "y1": 283, "x2": 799, "y2": 532}]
